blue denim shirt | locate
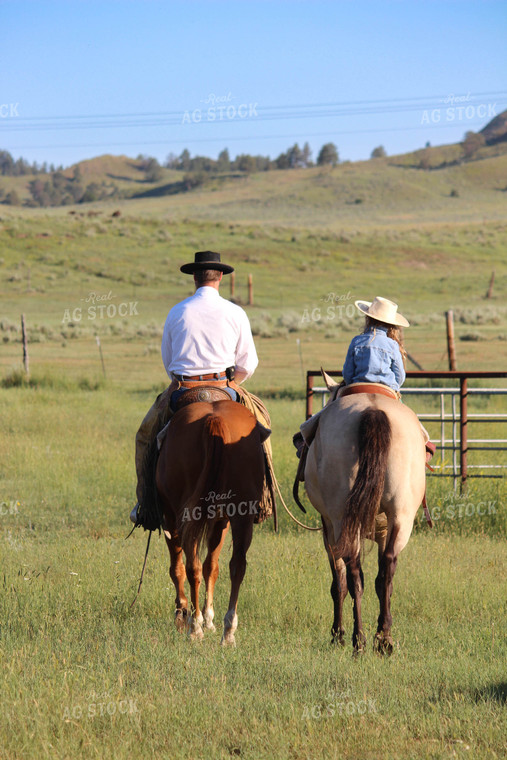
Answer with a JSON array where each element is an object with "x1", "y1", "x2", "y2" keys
[{"x1": 342, "y1": 326, "x2": 406, "y2": 392}]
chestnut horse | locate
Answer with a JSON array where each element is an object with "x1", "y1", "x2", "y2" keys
[
  {"x1": 303, "y1": 388, "x2": 426, "y2": 654},
  {"x1": 156, "y1": 399, "x2": 269, "y2": 645}
]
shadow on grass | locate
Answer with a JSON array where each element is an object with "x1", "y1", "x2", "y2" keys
[
  {"x1": 474, "y1": 682, "x2": 507, "y2": 704},
  {"x1": 132, "y1": 181, "x2": 189, "y2": 199}
]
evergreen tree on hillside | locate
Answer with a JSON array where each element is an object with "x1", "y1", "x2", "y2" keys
[
  {"x1": 144, "y1": 157, "x2": 163, "y2": 182},
  {"x1": 302, "y1": 142, "x2": 313, "y2": 167},
  {"x1": 287, "y1": 143, "x2": 304, "y2": 168},
  {"x1": 317, "y1": 143, "x2": 339, "y2": 166},
  {"x1": 217, "y1": 148, "x2": 230, "y2": 172},
  {"x1": 275, "y1": 150, "x2": 290, "y2": 169},
  {"x1": 255, "y1": 155, "x2": 272, "y2": 171},
  {"x1": 179, "y1": 149, "x2": 191, "y2": 171},
  {"x1": 235, "y1": 154, "x2": 257, "y2": 173},
  {"x1": 165, "y1": 152, "x2": 179, "y2": 169},
  {"x1": 371, "y1": 145, "x2": 387, "y2": 159}
]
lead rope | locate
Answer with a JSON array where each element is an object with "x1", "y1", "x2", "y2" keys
[
  {"x1": 265, "y1": 448, "x2": 322, "y2": 532},
  {"x1": 129, "y1": 530, "x2": 152, "y2": 608}
]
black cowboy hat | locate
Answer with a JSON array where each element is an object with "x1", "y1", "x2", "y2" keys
[{"x1": 180, "y1": 251, "x2": 234, "y2": 275}]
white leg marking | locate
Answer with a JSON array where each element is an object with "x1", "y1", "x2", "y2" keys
[
  {"x1": 221, "y1": 609, "x2": 238, "y2": 646},
  {"x1": 203, "y1": 607, "x2": 216, "y2": 632},
  {"x1": 187, "y1": 611, "x2": 204, "y2": 641}
]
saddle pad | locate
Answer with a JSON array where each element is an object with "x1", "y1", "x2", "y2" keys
[
  {"x1": 174, "y1": 384, "x2": 232, "y2": 410},
  {"x1": 340, "y1": 383, "x2": 399, "y2": 400}
]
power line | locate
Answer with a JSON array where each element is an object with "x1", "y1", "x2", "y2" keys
[
  {"x1": 1, "y1": 92, "x2": 504, "y2": 133},
  {"x1": 4, "y1": 90, "x2": 506, "y2": 122},
  {"x1": 4, "y1": 119, "x2": 490, "y2": 153}
]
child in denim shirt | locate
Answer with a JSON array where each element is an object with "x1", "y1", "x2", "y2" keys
[
  {"x1": 341, "y1": 297, "x2": 435, "y2": 461},
  {"x1": 342, "y1": 297, "x2": 407, "y2": 394},
  {"x1": 293, "y1": 297, "x2": 435, "y2": 475}
]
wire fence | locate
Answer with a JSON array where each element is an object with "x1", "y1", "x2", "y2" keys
[{"x1": 306, "y1": 371, "x2": 507, "y2": 490}]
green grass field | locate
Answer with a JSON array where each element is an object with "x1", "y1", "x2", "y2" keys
[
  {"x1": 1, "y1": 157, "x2": 506, "y2": 758},
  {"x1": 0, "y1": 384, "x2": 505, "y2": 760}
]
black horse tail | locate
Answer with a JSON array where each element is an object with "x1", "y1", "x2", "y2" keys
[{"x1": 339, "y1": 408, "x2": 391, "y2": 558}]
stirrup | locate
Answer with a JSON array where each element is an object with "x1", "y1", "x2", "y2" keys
[
  {"x1": 130, "y1": 502, "x2": 140, "y2": 524},
  {"x1": 296, "y1": 443, "x2": 308, "y2": 482},
  {"x1": 292, "y1": 431, "x2": 305, "y2": 459}
]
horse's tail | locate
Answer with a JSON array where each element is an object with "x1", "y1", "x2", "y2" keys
[
  {"x1": 339, "y1": 408, "x2": 391, "y2": 558},
  {"x1": 180, "y1": 413, "x2": 231, "y2": 555}
]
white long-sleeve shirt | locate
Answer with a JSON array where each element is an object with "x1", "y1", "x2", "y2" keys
[{"x1": 161, "y1": 286, "x2": 258, "y2": 383}]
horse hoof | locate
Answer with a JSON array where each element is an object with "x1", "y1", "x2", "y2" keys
[
  {"x1": 374, "y1": 633, "x2": 394, "y2": 656},
  {"x1": 220, "y1": 634, "x2": 236, "y2": 647},
  {"x1": 189, "y1": 628, "x2": 204, "y2": 642},
  {"x1": 331, "y1": 632, "x2": 345, "y2": 647},
  {"x1": 174, "y1": 610, "x2": 187, "y2": 633},
  {"x1": 353, "y1": 632, "x2": 367, "y2": 656}
]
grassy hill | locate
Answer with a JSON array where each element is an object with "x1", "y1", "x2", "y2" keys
[
  {"x1": 2, "y1": 117, "x2": 507, "y2": 222},
  {"x1": 1, "y1": 124, "x2": 507, "y2": 387}
]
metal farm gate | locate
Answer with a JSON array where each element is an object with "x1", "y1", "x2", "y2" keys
[{"x1": 305, "y1": 371, "x2": 507, "y2": 490}]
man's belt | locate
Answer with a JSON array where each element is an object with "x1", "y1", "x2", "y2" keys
[{"x1": 173, "y1": 371, "x2": 227, "y2": 382}]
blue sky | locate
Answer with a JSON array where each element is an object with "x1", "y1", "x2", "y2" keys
[{"x1": 1, "y1": 0, "x2": 506, "y2": 167}]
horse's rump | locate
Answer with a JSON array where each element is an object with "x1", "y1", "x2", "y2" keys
[
  {"x1": 306, "y1": 394, "x2": 425, "y2": 549},
  {"x1": 157, "y1": 401, "x2": 266, "y2": 555}
]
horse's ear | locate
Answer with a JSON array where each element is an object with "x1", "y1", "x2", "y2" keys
[
  {"x1": 320, "y1": 366, "x2": 338, "y2": 390},
  {"x1": 256, "y1": 422, "x2": 271, "y2": 443}
]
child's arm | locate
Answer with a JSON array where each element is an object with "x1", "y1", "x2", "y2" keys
[
  {"x1": 342, "y1": 341, "x2": 355, "y2": 385},
  {"x1": 391, "y1": 344, "x2": 406, "y2": 387}
]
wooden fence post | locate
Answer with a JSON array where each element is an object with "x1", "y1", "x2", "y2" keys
[
  {"x1": 486, "y1": 271, "x2": 495, "y2": 299},
  {"x1": 248, "y1": 273, "x2": 253, "y2": 305},
  {"x1": 21, "y1": 314, "x2": 29, "y2": 376},
  {"x1": 230, "y1": 271, "x2": 235, "y2": 299},
  {"x1": 446, "y1": 310, "x2": 457, "y2": 371},
  {"x1": 95, "y1": 335, "x2": 106, "y2": 378}
]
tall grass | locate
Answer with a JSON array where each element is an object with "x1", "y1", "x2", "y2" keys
[{"x1": 0, "y1": 189, "x2": 506, "y2": 757}]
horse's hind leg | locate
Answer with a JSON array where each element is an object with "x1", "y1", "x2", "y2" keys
[
  {"x1": 221, "y1": 517, "x2": 254, "y2": 647},
  {"x1": 185, "y1": 543, "x2": 204, "y2": 640},
  {"x1": 374, "y1": 524, "x2": 401, "y2": 655},
  {"x1": 345, "y1": 552, "x2": 366, "y2": 653},
  {"x1": 329, "y1": 554, "x2": 347, "y2": 647},
  {"x1": 165, "y1": 533, "x2": 189, "y2": 632},
  {"x1": 202, "y1": 520, "x2": 229, "y2": 632},
  {"x1": 323, "y1": 524, "x2": 347, "y2": 646}
]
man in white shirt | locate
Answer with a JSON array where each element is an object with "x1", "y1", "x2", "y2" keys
[{"x1": 131, "y1": 251, "x2": 260, "y2": 526}]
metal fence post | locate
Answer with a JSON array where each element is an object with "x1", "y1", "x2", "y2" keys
[{"x1": 460, "y1": 376, "x2": 468, "y2": 492}]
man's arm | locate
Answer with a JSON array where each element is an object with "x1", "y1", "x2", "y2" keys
[
  {"x1": 234, "y1": 309, "x2": 258, "y2": 383},
  {"x1": 161, "y1": 314, "x2": 172, "y2": 376}
]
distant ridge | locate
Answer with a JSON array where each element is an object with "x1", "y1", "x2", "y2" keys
[
  {"x1": 2, "y1": 108, "x2": 507, "y2": 208},
  {"x1": 480, "y1": 108, "x2": 507, "y2": 145}
]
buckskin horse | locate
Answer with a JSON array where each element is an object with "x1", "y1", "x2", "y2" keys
[
  {"x1": 303, "y1": 378, "x2": 426, "y2": 654},
  {"x1": 156, "y1": 396, "x2": 269, "y2": 645}
]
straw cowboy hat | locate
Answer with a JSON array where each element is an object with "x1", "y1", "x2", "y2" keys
[
  {"x1": 180, "y1": 250, "x2": 234, "y2": 275},
  {"x1": 354, "y1": 296, "x2": 410, "y2": 327}
]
